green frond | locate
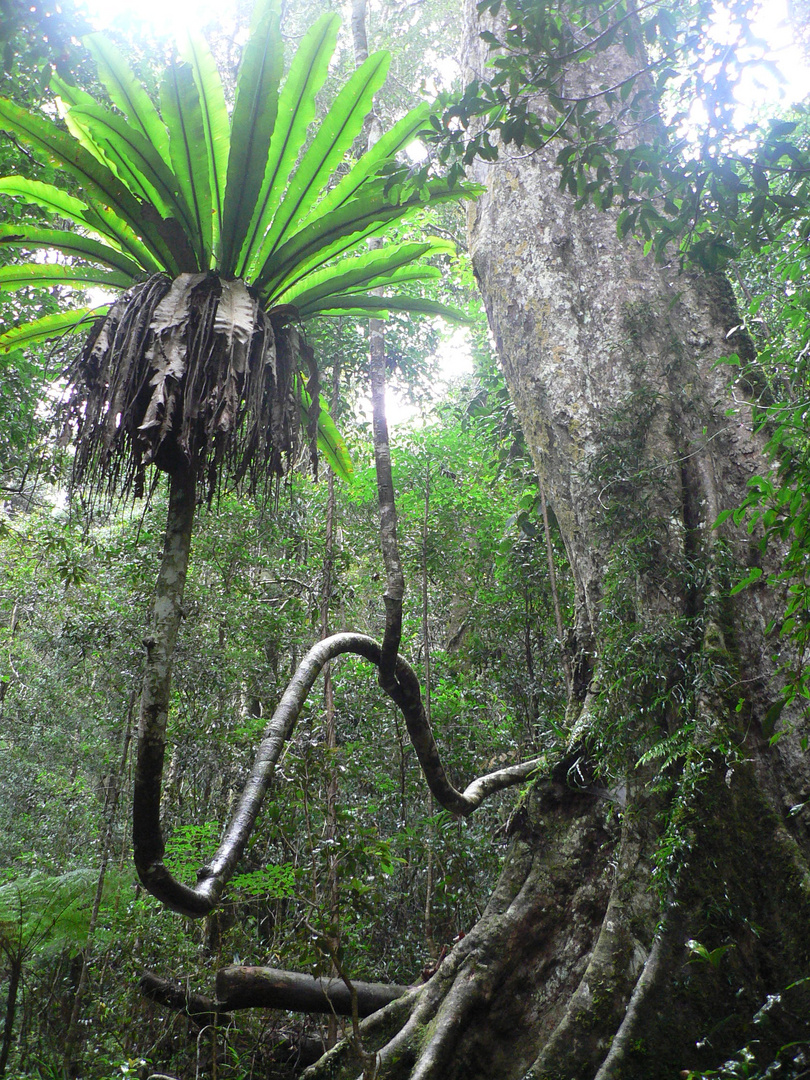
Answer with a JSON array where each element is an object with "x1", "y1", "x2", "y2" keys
[
  {"x1": 0, "y1": 96, "x2": 176, "y2": 272},
  {"x1": 278, "y1": 240, "x2": 451, "y2": 315},
  {"x1": 0, "y1": 176, "x2": 162, "y2": 273},
  {"x1": 0, "y1": 306, "x2": 106, "y2": 355},
  {"x1": 295, "y1": 376, "x2": 354, "y2": 483},
  {"x1": 302, "y1": 102, "x2": 432, "y2": 226},
  {"x1": 306, "y1": 294, "x2": 471, "y2": 322},
  {"x1": 250, "y1": 50, "x2": 391, "y2": 273},
  {"x1": 236, "y1": 11, "x2": 339, "y2": 278},
  {"x1": 0, "y1": 176, "x2": 96, "y2": 231},
  {"x1": 67, "y1": 105, "x2": 194, "y2": 234},
  {"x1": 0, "y1": 224, "x2": 144, "y2": 279},
  {"x1": 219, "y1": 0, "x2": 285, "y2": 274},
  {"x1": 0, "y1": 263, "x2": 134, "y2": 292},
  {"x1": 50, "y1": 72, "x2": 98, "y2": 111},
  {"x1": 160, "y1": 61, "x2": 213, "y2": 265},
  {"x1": 179, "y1": 29, "x2": 230, "y2": 260},
  {"x1": 82, "y1": 33, "x2": 171, "y2": 166},
  {"x1": 257, "y1": 179, "x2": 472, "y2": 301}
]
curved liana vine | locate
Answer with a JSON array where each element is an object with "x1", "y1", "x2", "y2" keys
[{"x1": 134, "y1": 625, "x2": 544, "y2": 917}]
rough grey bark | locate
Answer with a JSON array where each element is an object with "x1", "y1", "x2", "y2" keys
[{"x1": 302, "y1": 7, "x2": 810, "y2": 1079}]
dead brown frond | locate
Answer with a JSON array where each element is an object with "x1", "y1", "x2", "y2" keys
[{"x1": 65, "y1": 273, "x2": 301, "y2": 504}]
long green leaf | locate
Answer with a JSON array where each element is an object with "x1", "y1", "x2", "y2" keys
[
  {"x1": 0, "y1": 224, "x2": 143, "y2": 278},
  {"x1": 51, "y1": 80, "x2": 111, "y2": 173},
  {"x1": 301, "y1": 102, "x2": 431, "y2": 227},
  {"x1": 0, "y1": 306, "x2": 107, "y2": 354},
  {"x1": 252, "y1": 50, "x2": 391, "y2": 271},
  {"x1": 303, "y1": 294, "x2": 471, "y2": 322},
  {"x1": 0, "y1": 177, "x2": 162, "y2": 274},
  {"x1": 0, "y1": 95, "x2": 175, "y2": 272},
  {"x1": 294, "y1": 376, "x2": 354, "y2": 483},
  {"x1": 68, "y1": 104, "x2": 195, "y2": 234},
  {"x1": 219, "y1": 0, "x2": 285, "y2": 274},
  {"x1": 293, "y1": 268, "x2": 443, "y2": 317},
  {"x1": 257, "y1": 179, "x2": 470, "y2": 300},
  {"x1": 237, "y1": 12, "x2": 339, "y2": 278},
  {"x1": 0, "y1": 263, "x2": 133, "y2": 291},
  {"x1": 83, "y1": 33, "x2": 171, "y2": 166},
  {"x1": 279, "y1": 240, "x2": 450, "y2": 312},
  {"x1": 180, "y1": 28, "x2": 230, "y2": 261},
  {"x1": 50, "y1": 73, "x2": 98, "y2": 110},
  {"x1": 57, "y1": 101, "x2": 111, "y2": 171},
  {"x1": 160, "y1": 60, "x2": 211, "y2": 264},
  {"x1": 0, "y1": 176, "x2": 94, "y2": 228}
]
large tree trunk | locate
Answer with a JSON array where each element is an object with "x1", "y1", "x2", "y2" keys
[{"x1": 303, "y1": 8, "x2": 810, "y2": 1080}]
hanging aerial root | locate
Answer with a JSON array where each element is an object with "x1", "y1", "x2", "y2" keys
[{"x1": 134, "y1": 629, "x2": 544, "y2": 917}]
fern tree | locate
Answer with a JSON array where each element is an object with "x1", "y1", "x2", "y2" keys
[{"x1": 0, "y1": 2, "x2": 476, "y2": 910}]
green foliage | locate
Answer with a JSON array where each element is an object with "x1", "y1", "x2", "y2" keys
[
  {"x1": 0, "y1": 869, "x2": 103, "y2": 958},
  {"x1": 0, "y1": 1, "x2": 474, "y2": 356},
  {"x1": 430, "y1": 0, "x2": 810, "y2": 270},
  {"x1": 712, "y1": 229, "x2": 810, "y2": 743},
  {"x1": 682, "y1": 978, "x2": 810, "y2": 1078}
]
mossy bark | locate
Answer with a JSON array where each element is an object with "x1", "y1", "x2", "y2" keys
[{"x1": 303, "y1": 4, "x2": 810, "y2": 1078}]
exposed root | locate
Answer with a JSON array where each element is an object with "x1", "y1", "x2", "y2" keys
[{"x1": 303, "y1": 779, "x2": 613, "y2": 1080}]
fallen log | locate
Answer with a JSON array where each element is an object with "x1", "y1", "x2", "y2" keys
[
  {"x1": 140, "y1": 971, "x2": 227, "y2": 1027},
  {"x1": 215, "y1": 966, "x2": 413, "y2": 1016}
]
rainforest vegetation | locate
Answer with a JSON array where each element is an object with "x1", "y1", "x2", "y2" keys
[{"x1": 0, "y1": 0, "x2": 809, "y2": 1077}]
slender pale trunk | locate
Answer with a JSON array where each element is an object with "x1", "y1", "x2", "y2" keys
[
  {"x1": 132, "y1": 463, "x2": 197, "y2": 895},
  {"x1": 421, "y1": 463, "x2": 436, "y2": 957},
  {"x1": 321, "y1": 360, "x2": 341, "y2": 1049}
]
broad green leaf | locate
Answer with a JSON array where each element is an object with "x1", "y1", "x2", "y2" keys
[
  {"x1": 57, "y1": 99, "x2": 111, "y2": 171},
  {"x1": 50, "y1": 72, "x2": 98, "y2": 111},
  {"x1": 253, "y1": 50, "x2": 391, "y2": 268},
  {"x1": 293, "y1": 268, "x2": 443, "y2": 317},
  {"x1": 0, "y1": 176, "x2": 162, "y2": 273},
  {"x1": 279, "y1": 240, "x2": 451, "y2": 313},
  {"x1": 161, "y1": 60, "x2": 212, "y2": 264},
  {"x1": 220, "y1": 0, "x2": 286, "y2": 274},
  {"x1": 730, "y1": 566, "x2": 763, "y2": 595},
  {"x1": 52, "y1": 83, "x2": 112, "y2": 174},
  {"x1": 257, "y1": 179, "x2": 471, "y2": 300},
  {"x1": 303, "y1": 102, "x2": 431, "y2": 226},
  {"x1": 180, "y1": 29, "x2": 229, "y2": 260},
  {"x1": 295, "y1": 376, "x2": 354, "y2": 483},
  {"x1": 305, "y1": 293, "x2": 471, "y2": 322},
  {"x1": 0, "y1": 95, "x2": 175, "y2": 272},
  {"x1": 0, "y1": 263, "x2": 133, "y2": 291},
  {"x1": 237, "y1": 12, "x2": 339, "y2": 278},
  {"x1": 0, "y1": 175, "x2": 94, "y2": 228},
  {"x1": 82, "y1": 33, "x2": 171, "y2": 166},
  {"x1": 0, "y1": 306, "x2": 107, "y2": 354},
  {"x1": 0, "y1": 224, "x2": 143, "y2": 279},
  {"x1": 68, "y1": 104, "x2": 193, "y2": 232}
]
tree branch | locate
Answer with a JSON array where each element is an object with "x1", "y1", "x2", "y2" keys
[{"x1": 215, "y1": 966, "x2": 411, "y2": 1017}]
